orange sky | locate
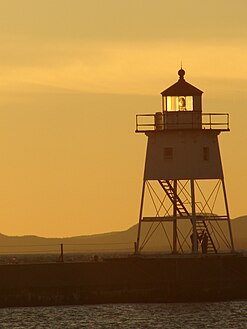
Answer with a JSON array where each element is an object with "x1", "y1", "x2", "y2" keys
[{"x1": 0, "y1": 1, "x2": 246, "y2": 237}]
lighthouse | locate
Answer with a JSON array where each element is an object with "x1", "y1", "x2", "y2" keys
[{"x1": 135, "y1": 69, "x2": 234, "y2": 254}]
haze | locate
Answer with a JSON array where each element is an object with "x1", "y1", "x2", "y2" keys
[{"x1": 0, "y1": 0, "x2": 246, "y2": 237}]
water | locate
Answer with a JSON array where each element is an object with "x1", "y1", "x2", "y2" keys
[{"x1": 0, "y1": 302, "x2": 246, "y2": 328}]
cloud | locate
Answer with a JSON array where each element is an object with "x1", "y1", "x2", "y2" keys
[
  {"x1": 0, "y1": 39, "x2": 246, "y2": 96},
  {"x1": 0, "y1": 1, "x2": 246, "y2": 42}
]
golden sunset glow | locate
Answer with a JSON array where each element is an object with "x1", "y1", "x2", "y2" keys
[{"x1": 0, "y1": 1, "x2": 246, "y2": 237}]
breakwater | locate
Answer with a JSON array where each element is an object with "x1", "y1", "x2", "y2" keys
[{"x1": 0, "y1": 254, "x2": 246, "y2": 307}]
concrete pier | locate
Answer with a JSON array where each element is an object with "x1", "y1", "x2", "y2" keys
[{"x1": 0, "y1": 254, "x2": 246, "y2": 307}]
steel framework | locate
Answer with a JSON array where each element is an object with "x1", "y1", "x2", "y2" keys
[{"x1": 136, "y1": 179, "x2": 234, "y2": 254}]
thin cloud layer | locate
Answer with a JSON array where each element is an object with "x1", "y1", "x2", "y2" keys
[{"x1": 0, "y1": 40, "x2": 246, "y2": 96}]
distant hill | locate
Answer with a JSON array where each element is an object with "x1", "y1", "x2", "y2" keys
[
  {"x1": 231, "y1": 215, "x2": 247, "y2": 250},
  {"x1": 0, "y1": 216, "x2": 246, "y2": 256}
]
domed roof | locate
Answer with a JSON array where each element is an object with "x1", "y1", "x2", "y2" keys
[{"x1": 161, "y1": 69, "x2": 203, "y2": 96}]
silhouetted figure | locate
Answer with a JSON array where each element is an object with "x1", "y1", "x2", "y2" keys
[
  {"x1": 199, "y1": 231, "x2": 204, "y2": 245},
  {"x1": 201, "y1": 233, "x2": 208, "y2": 254},
  {"x1": 94, "y1": 255, "x2": 99, "y2": 262}
]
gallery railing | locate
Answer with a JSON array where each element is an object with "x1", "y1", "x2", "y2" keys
[{"x1": 136, "y1": 112, "x2": 230, "y2": 132}]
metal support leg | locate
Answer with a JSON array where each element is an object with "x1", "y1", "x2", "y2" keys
[
  {"x1": 222, "y1": 178, "x2": 235, "y2": 252},
  {"x1": 173, "y1": 180, "x2": 177, "y2": 253},
  {"x1": 136, "y1": 180, "x2": 145, "y2": 254},
  {"x1": 191, "y1": 179, "x2": 198, "y2": 253}
]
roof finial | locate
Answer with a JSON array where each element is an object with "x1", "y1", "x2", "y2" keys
[{"x1": 178, "y1": 62, "x2": 185, "y2": 79}]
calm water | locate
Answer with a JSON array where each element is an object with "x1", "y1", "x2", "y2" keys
[{"x1": 0, "y1": 302, "x2": 246, "y2": 329}]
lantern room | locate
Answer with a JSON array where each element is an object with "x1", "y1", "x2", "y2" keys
[{"x1": 161, "y1": 69, "x2": 203, "y2": 112}]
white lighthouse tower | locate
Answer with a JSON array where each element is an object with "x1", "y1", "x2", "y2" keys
[{"x1": 135, "y1": 69, "x2": 234, "y2": 254}]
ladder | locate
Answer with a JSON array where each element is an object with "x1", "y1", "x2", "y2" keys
[{"x1": 159, "y1": 180, "x2": 217, "y2": 253}]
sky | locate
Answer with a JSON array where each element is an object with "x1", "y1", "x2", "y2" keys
[{"x1": 0, "y1": 0, "x2": 246, "y2": 237}]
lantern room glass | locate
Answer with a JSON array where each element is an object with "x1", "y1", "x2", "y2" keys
[{"x1": 166, "y1": 96, "x2": 193, "y2": 111}]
